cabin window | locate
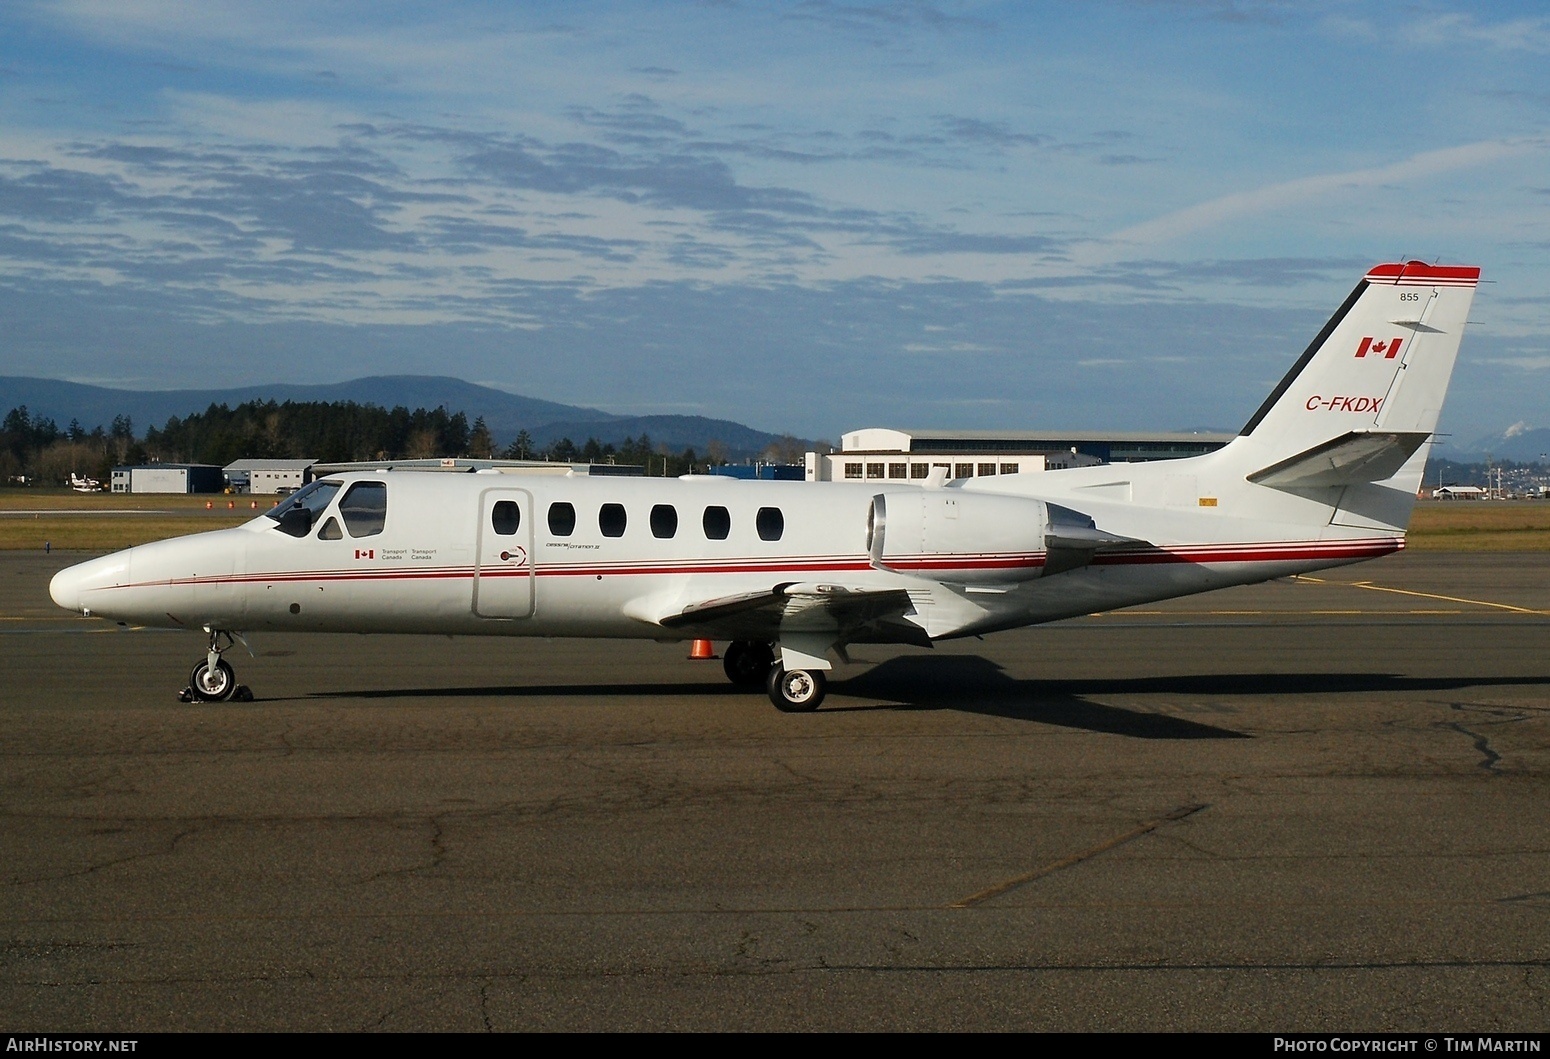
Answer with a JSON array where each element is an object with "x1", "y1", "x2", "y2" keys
[
  {"x1": 888, "y1": 463, "x2": 907, "y2": 479},
  {"x1": 548, "y1": 502, "x2": 576, "y2": 536},
  {"x1": 317, "y1": 516, "x2": 343, "y2": 541},
  {"x1": 955, "y1": 463, "x2": 974, "y2": 479},
  {"x1": 703, "y1": 505, "x2": 731, "y2": 540},
  {"x1": 339, "y1": 481, "x2": 387, "y2": 537},
  {"x1": 491, "y1": 500, "x2": 520, "y2": 535},
  {"x1": 1001, "y1": 463, "x2": 1019, "y2": 475},
  {"x1": 756, "y1": 506, "x2": 784, "y2": 541},
  {"x1": 844, "y1": 462, "x2": 863, "y2": 479},
  {"x1": 267, "y1": 479, "x2": 342, "y2": 538},
  {"x1": 910, "y1": 464, "x2": 929, "y2": 479},
  {"x1": 650, "y1": 504, "x2": 678, "y2": 539},
  {"x1": 599, "y1": 503, "x2": 627, "y2": 538}
]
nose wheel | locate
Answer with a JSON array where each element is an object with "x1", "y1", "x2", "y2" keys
[
  {"x1": 189, "y1": 658, "x2": 237, "y2": 701},
  {"x1": 178, "y1": 629, "x2": 254, "y2": 703}
]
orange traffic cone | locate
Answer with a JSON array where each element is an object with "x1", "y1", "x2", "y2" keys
[
  {"x1": 688, "y1": 639, "x2": 716, "y2": 660},
  {"x1": 205, "y1": 500, "x2": 212, "y2": 509}
]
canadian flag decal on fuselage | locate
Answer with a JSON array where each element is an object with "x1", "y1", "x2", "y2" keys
[{"x1": 1355, "y1": 336, "x2": 1404, "y2": 359}]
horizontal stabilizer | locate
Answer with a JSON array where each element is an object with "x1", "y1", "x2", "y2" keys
[{"x1": 1246, "y1": 431, "x2": 1430, "y2": 489}]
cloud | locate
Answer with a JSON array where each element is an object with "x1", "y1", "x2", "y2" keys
[
  {"x1": 780, "y1": 1, "x2": 992, "y2": 40},
  {"x1": 1401, "y1": 12, "x2": 1550, "y2": 53},
  {"x1": 888, "y1": 231, "x2": 1064, "y2": 256},
  {"x1": 1093, "y1": 139, "x2": 1540, "y2": 256}
]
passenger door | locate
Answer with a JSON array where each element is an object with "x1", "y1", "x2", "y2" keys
[{"x1": 474, "y1": 488, "x2": 535, "y2": 619}]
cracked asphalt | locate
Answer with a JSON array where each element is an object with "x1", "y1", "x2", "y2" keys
[{"x1": 2, "y1": 551, "x2": 1548, "y2": 1031}]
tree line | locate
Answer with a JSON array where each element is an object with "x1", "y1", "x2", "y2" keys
[{"x1": 1, "y1": 399, "x2": 759, "y2": 486}]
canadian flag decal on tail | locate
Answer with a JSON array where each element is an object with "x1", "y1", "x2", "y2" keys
[{"x1": 1355, "y1": 336, "x2": 1403, "y2": 359}]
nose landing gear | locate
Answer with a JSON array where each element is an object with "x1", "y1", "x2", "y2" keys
[{"x1": 178, "y1": 629, "x2": 254, "y2": 703}]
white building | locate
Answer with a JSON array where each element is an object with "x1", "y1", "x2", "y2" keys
[
  {"x1": 806, "y1": 428, "x2": 1233, "y2": 483},
  {"x1": 1434, "y1": 485, "x2": 1487, "y2": 500},
  {"x1": 223, "y1": 459, "x2": 318, "y2": 494},
  {"x1": 111, "y1": 464, "x2": 224, "y2": 493}
]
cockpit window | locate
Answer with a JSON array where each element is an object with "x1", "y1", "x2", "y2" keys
[
  {"x1": 339, "y1": 481, "x2": 387, "y2": 538},
  {"x1": 267, "y1": 480, "x2": 342, "y2": 538}
]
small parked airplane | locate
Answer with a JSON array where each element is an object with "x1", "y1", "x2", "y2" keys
[
  {"x1": 50, "y1": 261, "x2": 1478, "y2": 710},
  {"x1": 69, "y1": 473, "x2": 101, "y2": 493}
]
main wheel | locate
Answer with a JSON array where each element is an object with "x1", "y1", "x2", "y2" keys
[
  {"x1": 723, "y1": 640, "x2": 775, "y2": 688},
  {"x1": 189, "y1": 659, "x2": 237, "y2": 702},
  {"x1": 766, "y1": 666, "x2": 826, "y2": 712}
]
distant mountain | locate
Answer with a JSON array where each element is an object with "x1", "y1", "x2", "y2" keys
[
  {"x1": 0, "y1": 375, "x2": 793, "y2": 458},
  {"x1": 528, "y1": 414, "x2": 788, "y2": 454},
  {"x1": 1437, "y1": 426, "x2": 1550, "y2": 463}
]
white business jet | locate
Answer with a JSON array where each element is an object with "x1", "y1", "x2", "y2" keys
[{"x1": 50, "y1": 261, "x2": 1478, "y2": 711}]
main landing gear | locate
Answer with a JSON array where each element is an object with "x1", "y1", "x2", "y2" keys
[
  {"x1": 766, "y1": 664, "x2": 826, "y2": 713},
  {"x1": 178, "y1": 629, "x2": 254, "y2": 703},
  {"x1": 722, "y1": 640, "x2": 775, "y2": 687},
  {"x1": 721, "y1": 639, "x2": 828, "y2": 712}
]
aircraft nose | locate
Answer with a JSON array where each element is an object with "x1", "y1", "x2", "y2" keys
[
  {"x1": 49, "y1": 552, "x2": 131, "y2": 614},
  {"x1": 48, "y1": 566, "x2": 79, "y2": 611}
]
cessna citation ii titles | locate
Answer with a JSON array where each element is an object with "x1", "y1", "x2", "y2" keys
[{"x1": 50, "y1": 261, "x2": 1479, "y2": 711}]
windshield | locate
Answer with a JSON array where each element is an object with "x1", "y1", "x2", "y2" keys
[{"x1": 266, "y1": 480, "x2": 342, "y2": 537}]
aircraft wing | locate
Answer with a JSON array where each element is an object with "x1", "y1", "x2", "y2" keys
[{"x1": 653, "y1": 583, "x2": 929, "y2": 645}]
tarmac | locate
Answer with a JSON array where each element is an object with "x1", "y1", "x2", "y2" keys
[{"x1": 1, "y1": 550, "x2": 1547, "y2": 1031}]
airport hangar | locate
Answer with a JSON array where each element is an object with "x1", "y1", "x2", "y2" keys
[
  {"x1": 803, "y1": 428, "x2": 1236, "y2": 483},
  {"x1": 105, "y1": 431, "x2": 1234, "y2": 493}
]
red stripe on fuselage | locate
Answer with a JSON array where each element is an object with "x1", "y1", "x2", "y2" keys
[{"x1": 100, "y1": 538, "x2": 1402, "y2": 593}]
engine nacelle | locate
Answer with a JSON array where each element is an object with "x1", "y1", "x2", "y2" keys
[
  {"x1": 866, "y1": 491, "x2": 1049, "y2": 583},
  {"x1": 866, "y1": 491, "x2": 1132, "y2": 583}
]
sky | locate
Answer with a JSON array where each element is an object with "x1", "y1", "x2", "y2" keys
[{"x1": 0, "y1": 0, "x2": 1547, "y2": 448}]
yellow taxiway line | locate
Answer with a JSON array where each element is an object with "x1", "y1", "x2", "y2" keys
[{"x1": 1298, "y1": 575, "x2": 1548, "y2": 615}]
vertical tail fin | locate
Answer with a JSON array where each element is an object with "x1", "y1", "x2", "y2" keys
[
  {"x1": 1229, "y1": 262, "x2": 1477, "y2": 519},
  {"x1": 1240, "y1": 261, "x2": 1478, "y2": 449}
]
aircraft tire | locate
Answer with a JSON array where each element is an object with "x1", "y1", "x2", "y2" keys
[
  {"x1": 189, "y1": 659, "x2": 237, "y2": 703},
  {"x1": 767, "y1": 666, "x2": 825, "y2": 712},
  {"x1": 723, "y1": 640, "x2": 775, "y2": 688}
]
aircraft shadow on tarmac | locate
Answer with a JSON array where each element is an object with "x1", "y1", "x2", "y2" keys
[
  {"x1": 300, "y1": 654, "x2": 1549, "y2": 742},
  {"x1": 827, "y1": 655, "x2": 1251, "y2": 739}
]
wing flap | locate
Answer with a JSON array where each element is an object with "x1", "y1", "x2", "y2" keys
[{"x1": 654, "y1": 582, "x2": 927, "y2": 645}]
